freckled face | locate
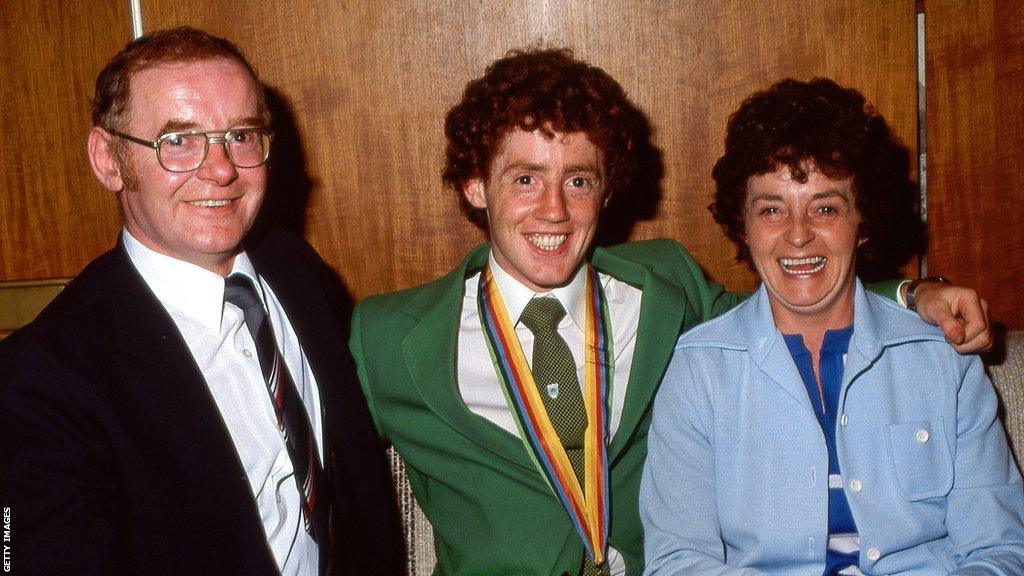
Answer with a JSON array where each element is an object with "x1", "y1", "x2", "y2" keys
[
  {"x1": 464, "y1": 129, "x2": 607, "y2": 292},
  {"x1": 117, "y1": 58, "x2": 267, "y2": 276},
  {"x1": 744, "y1": 167, "x2": 863, "y2": 332}
]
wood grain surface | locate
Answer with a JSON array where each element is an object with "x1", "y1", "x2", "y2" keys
[
  {"x1": 925, "y1": 0, "x2": 1024, "y2": 328},
  {"x1": 139, "y1": 0, "x2": 919, "y2": 301},
  {"x1": 0, "y1": 1, "x2": 130, "y2": 280},
  {"x1": 5, "y1": 1, "x2": 933, "y2": 314}
]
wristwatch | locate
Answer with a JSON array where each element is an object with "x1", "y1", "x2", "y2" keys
[{"x1": 905, "y1": 276, "x2": 952, "y2": 311}]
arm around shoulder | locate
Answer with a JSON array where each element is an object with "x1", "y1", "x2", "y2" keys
[
  {"x1": 664, "y1": 240, "x2": 744, "y2": 322},
  {"x1": 620, "y1": 239, "x2": 743, "y2": 322}
]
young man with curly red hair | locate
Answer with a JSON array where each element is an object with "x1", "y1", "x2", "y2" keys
[{"x1": 350, "y1": 49, "x2": 991, "y2": 576}]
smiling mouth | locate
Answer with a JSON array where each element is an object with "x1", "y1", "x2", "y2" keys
[
  {"x1": 528, "y1": 234, "x2": 568, "y2": 251},
  {"x1": 187, "y1": 199, "x2": 233, "y2": 208},
  {"x1": 779, "y1": 256, "x2": 826, "y2": 274}
]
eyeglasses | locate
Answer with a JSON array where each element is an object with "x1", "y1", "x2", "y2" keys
[{"x1": 108, "y1": 127, "x2": 274, "y2": 172}]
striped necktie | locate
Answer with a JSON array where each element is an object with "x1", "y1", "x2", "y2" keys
[{"x1": 224, "y1": 274, "x2": 330, "y2": 563}]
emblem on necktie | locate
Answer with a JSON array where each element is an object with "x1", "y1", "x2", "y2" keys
[{"x1": 546, "y1": 382, "x2": 560, "y2": 399}]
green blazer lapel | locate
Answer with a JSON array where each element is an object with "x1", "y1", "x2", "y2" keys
[
  {"x1": 593, "y1": 248, "x2": 689, "y2": 461},
  {"x1": 401, "y1": 244, "x2": 536, "y2": 471}
]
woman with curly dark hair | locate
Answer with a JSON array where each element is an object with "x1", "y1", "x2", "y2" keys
[
  {"x1": 640, "y1": 78, "x2": 1024, "y2": 576},
  {"x1": 709, "y1": 77, "x2": 925, "y2": 282}
]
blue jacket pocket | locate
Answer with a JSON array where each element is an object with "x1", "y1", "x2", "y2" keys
[{"x1": 887, "y1": 419, "x2": 954, "y2": 501}]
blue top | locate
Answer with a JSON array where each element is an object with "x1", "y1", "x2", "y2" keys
[
  {"x1": 640, "y1": 281, "x2": 1024, "y2": 576},
  {"x1": 783, "y1": 327, "x2": 858, "y2": 575}
]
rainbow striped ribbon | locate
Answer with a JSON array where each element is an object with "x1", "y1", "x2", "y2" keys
[{"x1": 477, "y1": 265, "x2": 612, "y2": 565}]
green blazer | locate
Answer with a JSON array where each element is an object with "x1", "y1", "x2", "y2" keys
[{"x1": 351, "y1": 239, "x2": 741, "y2": 575}]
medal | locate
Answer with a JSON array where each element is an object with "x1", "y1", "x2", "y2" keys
[{"x1": 478, "y1": 264, "x2": 612, "y2": 565}]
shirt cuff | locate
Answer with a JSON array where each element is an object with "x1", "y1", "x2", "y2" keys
[{"x1": 896, "y1": 279, "x2": 912, "y2": 308}]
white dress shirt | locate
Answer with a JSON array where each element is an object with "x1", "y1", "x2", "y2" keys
[
  {"x1": 124, "y1": 230, "x2": 321, "y2": 576},
  {"x1": 457, "y1": 254, "x2": 643, "y2": 575}
]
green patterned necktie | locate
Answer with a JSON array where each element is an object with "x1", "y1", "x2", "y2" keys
[{"x1": 520, "y1": 297, "x2": 607, "y2": 576}]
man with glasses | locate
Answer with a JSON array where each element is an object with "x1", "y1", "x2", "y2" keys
[{"x1": 0, "y1": 27, "x2": 400, "y2": 576}]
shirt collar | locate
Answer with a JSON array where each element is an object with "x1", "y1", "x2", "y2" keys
[
  {"x1": 122, "y1": 229, "x2": 258, "y2": 332},
  {"x1": 487, "y1": 252, "x2": 588, "y2": 331}
]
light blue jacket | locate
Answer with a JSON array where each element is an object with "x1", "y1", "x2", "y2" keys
[{"x1": 640, "y1": 281, "x2": 1024, "y2": 575}]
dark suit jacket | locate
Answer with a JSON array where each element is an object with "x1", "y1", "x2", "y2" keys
[{"x1": 0, "y1": 230, "x2": 402, "y2": 576}]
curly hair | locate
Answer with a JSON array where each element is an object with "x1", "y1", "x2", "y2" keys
[
  {"x1": 92, "y1": 26, "x2": 268, "y2": 133},
  {"x1": 443, "y1": 48, "x2": 651, "y2": 228},
  {"x1": 710, "y1": 77, "x2": 925, "y2": 281}
]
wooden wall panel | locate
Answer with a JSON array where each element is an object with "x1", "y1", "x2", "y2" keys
[
  {"x1": 0, "y1": 1, "x2": 130, "y2": 280},
  {"x1": 926, "y1": 0, "x2": 1024, "y2": 329},
  {"x1": 143, "y1": 0, "x2": 918, "y2": 300},
  {"x1": 1, "y1": 1, "x2": 914, "y2": 301}
]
